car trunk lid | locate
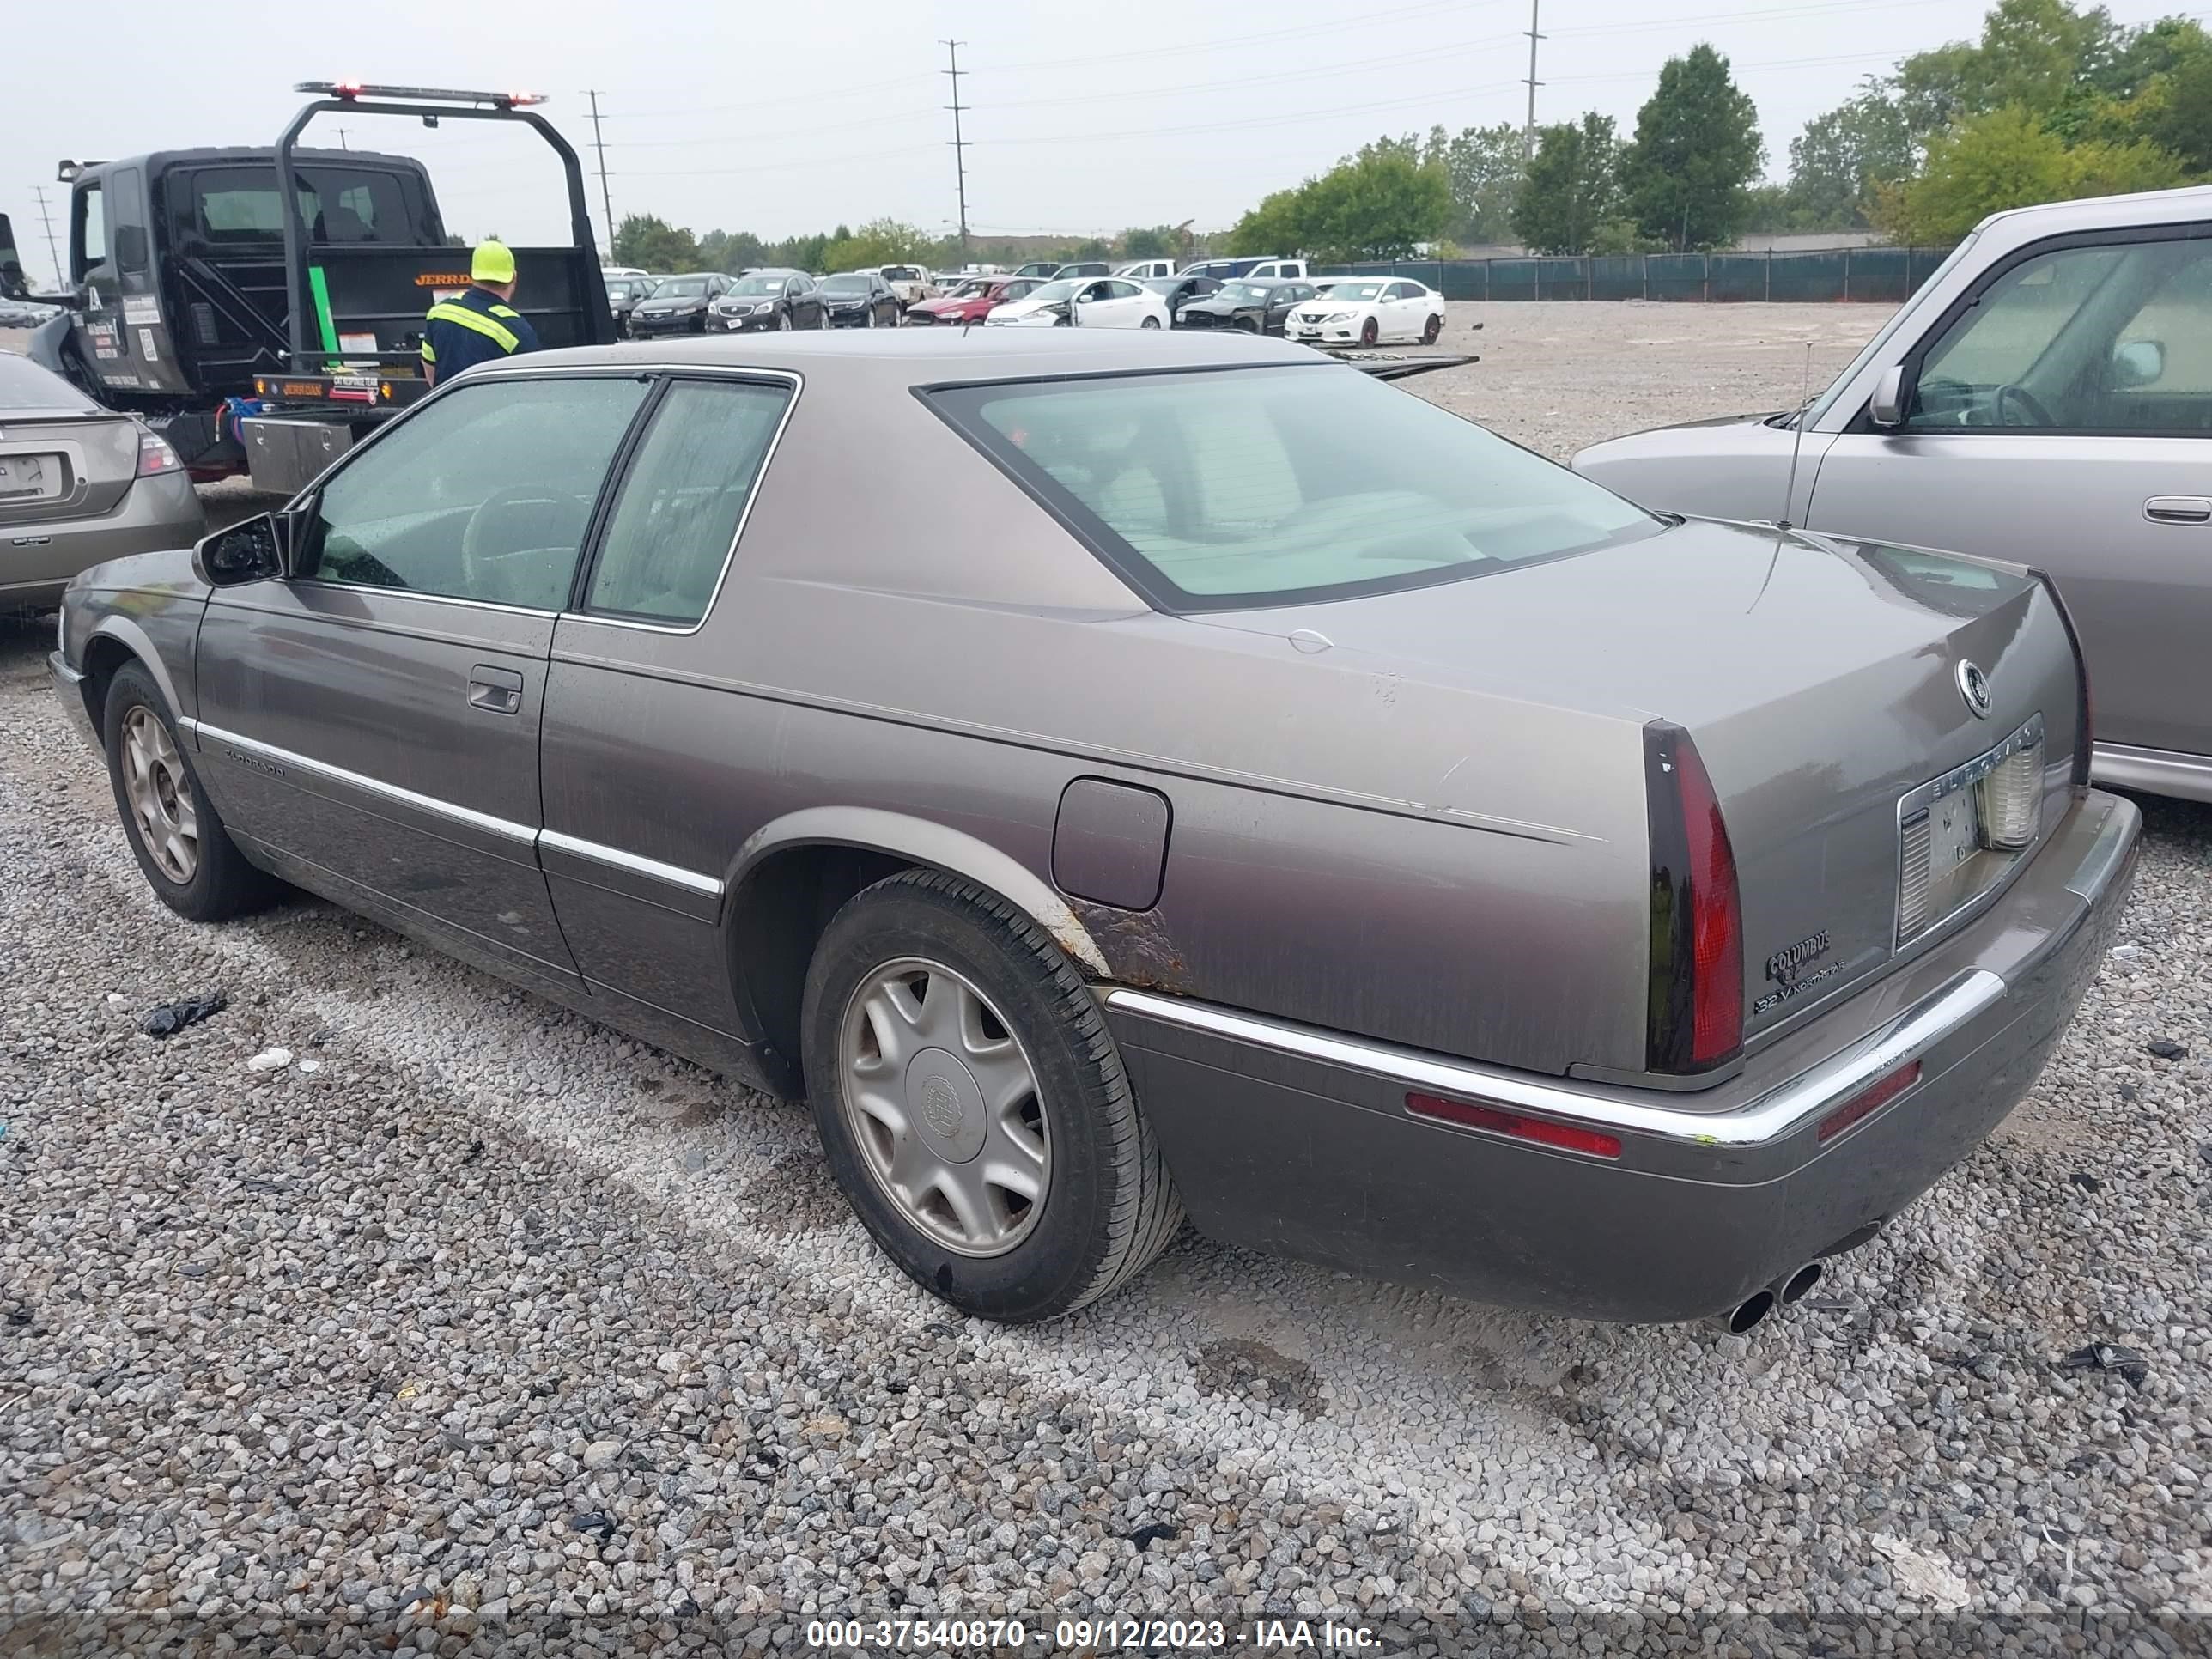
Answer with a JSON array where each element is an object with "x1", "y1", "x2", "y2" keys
[
  {"x1": 0, "y1": 411, "x2": 143, "y2": 523},
  {"x1": 1194, "y1": 516, "x2": 2084, "y2": 1055}
]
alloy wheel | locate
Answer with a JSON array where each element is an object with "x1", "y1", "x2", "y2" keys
[
  {"x1": 119, "y1": 705, "x2": 198, "y2": 884},
  {"x1": 838, "y1": 957, "x2": 1049, "y2": 1257}
]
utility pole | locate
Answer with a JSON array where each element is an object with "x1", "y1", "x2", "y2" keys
[
  {"x1": 1522, "y1": 0, "x2": 1544, "y2": 161},
  {"x1": 941, "y1": 40, "x2": 971, "y2": 253},
  {"x1": 32, "y1": 185, "x2": 64, "y2": 290},
  {"x1": 586, "y1": 89, "x2": 617, "y2": 261}
]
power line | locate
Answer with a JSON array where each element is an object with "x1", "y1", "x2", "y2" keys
[
  {"x1": 31, "y1": 186, "x2": 64, "y2": 291},
  {"x1": 1523, "y1": 0, "x2": 1544, "y2": 161},
  {"x1": 943, "y1": 40, "x2": 972, "y2": 253},
  {"x1": 586, "y1": 89, "x2": 617, "y2": 258},
  {"x1": 333, "y1": 125, "x2": 352, "y2": 150}
]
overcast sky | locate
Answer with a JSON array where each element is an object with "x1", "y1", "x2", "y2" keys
[{"x1": 3, "y1": 0, "x2": 2198, "y2": 275}]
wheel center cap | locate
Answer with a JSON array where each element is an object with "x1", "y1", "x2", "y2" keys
[{"x1": 904, "y1": 1048, "x2": 987, "y2": 1164}]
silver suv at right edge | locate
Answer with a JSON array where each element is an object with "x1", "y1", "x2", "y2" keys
[{"x1": 1575, "y1": 185, "x2": 2212, "y2": 804}]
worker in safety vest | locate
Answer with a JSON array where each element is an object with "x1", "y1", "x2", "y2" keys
[{"x1": 420, "y1": 241, "x2": 540, "y2": 386}]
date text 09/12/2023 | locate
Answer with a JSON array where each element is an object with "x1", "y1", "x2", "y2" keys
[{"x1": 805, "y1": 1616, "x2": 1382, "y2": 1650}]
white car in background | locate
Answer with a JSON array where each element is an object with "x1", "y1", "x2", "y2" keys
[
  {"x1": 1286, "y1": 277, "x2": 1446, "y2": 347},
  {"x1": 985, "y1": 276, "x2": 1171, "y2": 329}
]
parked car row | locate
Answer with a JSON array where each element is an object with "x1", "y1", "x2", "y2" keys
[{"x1": 904, "y1": 272, "x2": 1450, "y2": 339}]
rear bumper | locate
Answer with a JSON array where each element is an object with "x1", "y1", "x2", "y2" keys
[
  {"x1": 1108, "y1": 789, "x2": 2140, "y2": 1322},
  {"x1": 2, "y1": 471, "x2": 204, "y2": 610}
]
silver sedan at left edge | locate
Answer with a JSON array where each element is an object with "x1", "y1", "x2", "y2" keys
[
  {"x1": 48, "y1": 328, "x2": 2138, "y2": 1334},
  {"x1": 3, "y1": 351, "x2": 204, "y2": 613}
]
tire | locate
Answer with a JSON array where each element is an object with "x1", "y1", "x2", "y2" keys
[
  {"x1": 1140, "y1": 315, "x2": 1162, "y2": 329},
  {"x1": 1422, "y1": 313, "x2": 1443, "y2": 344},
  {"x1": 803, "y1": 869, "x2": 1183, "y2": 1322},
  {"x1": 103, "y1": 662, "x2": 279, "y2": 922},
  {"x1": 778, "y1": 310, "x2": 793, "y2": 331},
  {"x1": 1359, "y1": 316, "x2": 1380, "y2": 347},
  {"x1": 864, "y1": 305, "x2": 877, "y2": 328}
]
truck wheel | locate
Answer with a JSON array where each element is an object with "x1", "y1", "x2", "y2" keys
[
  {"x1": 803, "y1": 869, "x2": 1184, "y2": 1322},
  {"x1": 103, "y1": 663, "x2": 280, "y2": 922}
]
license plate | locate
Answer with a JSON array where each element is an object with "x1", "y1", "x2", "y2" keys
[
  {"x1": 0, "y1": 454, "x2": 62, "y2": 500},
  {"x1": 1927, "y1": 786, "x2": 1983, "y2": 876}
]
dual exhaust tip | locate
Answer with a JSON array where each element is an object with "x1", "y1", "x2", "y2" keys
[{"x1": 1708, "y1": 1260, "x2": 1825, "y2": 1334}]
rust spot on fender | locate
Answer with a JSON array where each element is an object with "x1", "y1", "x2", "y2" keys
[{"x1": 1070, "y1": 900, "x2": 1193, "y2": 994}]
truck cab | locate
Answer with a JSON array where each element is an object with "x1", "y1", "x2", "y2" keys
[{"x1": 50, "y1": 148, "x2": 444, "y2": 427}]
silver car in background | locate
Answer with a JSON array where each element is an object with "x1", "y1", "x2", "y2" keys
[
  {"x1": 1575, "y1": 185, "x2": 2212, "y2": 803},
  {"x1": 2, "y1": 353, "x2": 204, "y2": 612}
]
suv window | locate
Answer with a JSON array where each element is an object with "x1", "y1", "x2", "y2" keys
[
  {"x1": 304, "y1": 376, "x2": 651, "y2": 609},
  {"x1": 583, "y1": 379, "x2": 793, "y2": 625},
  {"x1": 1908, "y1": 235, "x2": 2212, "y2": 433},
  {"x1": 933, "y1": 365, "x2": 1656, "y2": 610},
  {"x1": 73, "y1": 184, "x2": 106, "y2": 276}
]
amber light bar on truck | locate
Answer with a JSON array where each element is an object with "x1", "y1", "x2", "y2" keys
[{"x1": 296, "y1": 82, "x2": 549, "y2": 107}]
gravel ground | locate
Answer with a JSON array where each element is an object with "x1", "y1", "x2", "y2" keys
[{"x1": 4, "y1": 305, "x2": 2210, "y2": 1655}]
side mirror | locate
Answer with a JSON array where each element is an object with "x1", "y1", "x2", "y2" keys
[
  {"x1": 1869, "y1": 363, "x2": 1911, "y2": 429},
  {"x1": 193, "y1": 513, "x2": 288, "y2": 587},
  {"x1": 2112, "y1": 339, "x2": 2166, "y2": 389}
]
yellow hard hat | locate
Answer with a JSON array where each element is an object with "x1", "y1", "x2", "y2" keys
[{"x1": 471, "y1": 240, "x2": 518, "y2": 284}]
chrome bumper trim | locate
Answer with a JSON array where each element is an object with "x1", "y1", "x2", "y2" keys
[
  {"x1": 2093, "y1": 740, "x2": 2212, "y2": 804},
  {"x1": 539, "y1": 829, "x2": 725, "y2": 899},
  {"x1": 1105, "y1": 969, "x2": 2008, "y2": 1152}
]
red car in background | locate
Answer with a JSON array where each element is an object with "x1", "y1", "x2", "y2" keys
[{"x1": 908, "y1": 276, "x2": 1045, "y2": 325}]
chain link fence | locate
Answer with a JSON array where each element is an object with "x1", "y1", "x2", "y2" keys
[{"x1": 1311, "y1": 246, "x2": 1953, "y2": 303}]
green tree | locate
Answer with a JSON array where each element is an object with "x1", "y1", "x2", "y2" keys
[
  {"x1": 1510, "y1": 114, "x2": 1622, "y2": 254},
  {"x1": 1874, "y1": 102, "x2": 2185, "y2": 243},
  {"x1": 1119, "y1": 226, "x2": 1177, "y2": 258},
  {"x1": 821, "y1": 218, "x2": 936, "y2": 272},
  {"x1": 611, "y1": 213, "x2": 701, "y2": 271},
  {"x1": 1226, "y1": 148, "x2": 1452, "y2": 259},
  {"x1": 1424, "y1": 121, "x2": 1526, "y2": 245},
  {"x1": 1787, "y1": 91, "x2": 1915, "y2": 228},
  {"x1": 1226, "y1": 188, "x2": 1305, "y2": 256},
  {"x1": 1889, "y1": 0, "x2": 2124, "y2": 135},
  {"x1": 1622, "y1": 44, "x2": 1764, "y2": 250},
  {"x1": 2136, "y1": 50, "x2": 2212, "y2": 172}
]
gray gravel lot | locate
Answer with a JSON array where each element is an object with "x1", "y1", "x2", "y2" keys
[{"x1": 3, "y1": 304, "x2": 2209, "y2": 1653}]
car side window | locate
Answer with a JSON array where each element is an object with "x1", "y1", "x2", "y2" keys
[
  {"x1": 581, "y1": 378, "x2": 793, "y2": 626},
  {"x1": 1906, "y1": 236, "x2": 2212, "y2": 433},
  {"x1": 303, "y1": 376, "x2": 650, "y2": 610}
]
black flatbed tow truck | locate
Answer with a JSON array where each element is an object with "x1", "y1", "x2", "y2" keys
[{"x1": 21, "y1": 81, "x2": 614, "y2": 492}]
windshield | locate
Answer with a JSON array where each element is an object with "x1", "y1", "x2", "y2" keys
[
  {"x1": 950, "y1": 279, "x2": 993, "y2": 298},
  {"x1": 933, "y1": 365, "x2": 1657, "y2": 610},
  {"x1": 1323, "y1": 283, "x2": 1385, "y2": 302},
  {"x1": 731, "y1": 275, "x2": 787, "y2": 296},
  {"x1": 604, "y1": 280, "x2": 636, "y2": 301},
  {"x1": 822, "y1": 274, "x2": 869, "y2": 293},
  {"x1": 655, "y1": 278, "x2": 711, "y2": 298},
  {"x1": 1220, "y1": 283, "x2": 1275, "y2": 303}
]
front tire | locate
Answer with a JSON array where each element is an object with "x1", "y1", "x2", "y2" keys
[
  {"x1": 1359, "y1": 317, "x2": 1380, "y2": 347},
  {"x1": 103, "y1": 663, "x2": 278, "y2": 922},
  {"x1": 778, "y1": 310, "x2": 793, "y2": 331},
  {"x1": 803, "y1": 870, "x2": 1183, "y2": 1322}
]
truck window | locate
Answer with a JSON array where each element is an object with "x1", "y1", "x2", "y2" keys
[
  {"x1": 186, "y1": 167, "x2": 421, "y2": 246},
  {"x1": 73, "y1": 184, "x2": 106, "y2": 278}
]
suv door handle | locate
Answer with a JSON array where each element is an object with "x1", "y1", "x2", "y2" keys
[
  {"x1": 467, "y1": 665, "x2": 525, "y2": 714},
  {"x1": 2144, "y1": 495, "x2": 2212, "y2": 524}
]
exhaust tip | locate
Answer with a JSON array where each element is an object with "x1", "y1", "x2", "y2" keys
[
  {"x1": 1708, "y1": 1290, "x2": 1775, "y2": 1334},
  {"x1": 1778, "y1": 1261, "x2": 1824, "y2": 1305}
]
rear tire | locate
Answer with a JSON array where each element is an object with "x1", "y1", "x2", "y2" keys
[
  {"x1": 103, "y1": 662, "x2": 280, "y2": 923},
  {"x1": 1140, "y1": 315, "x2": 1162, "y2": 329},
  {"x1": 802, "y1": 869, "x2": 1183, "y2": 1322},
  {"x1": 1422, "y1": 313, "x2": 1443, "y2": 344}
]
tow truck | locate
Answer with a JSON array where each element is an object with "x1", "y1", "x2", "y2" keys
[{"x1": 20, "y1": 82, "x2": 615, "y2": 492}]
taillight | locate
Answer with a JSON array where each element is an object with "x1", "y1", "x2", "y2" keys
[
  {"x1": 1645, "y1": 723, "x2": 1744, "y2": 1073},
  {"x1": 136, "y1": 429, "x2": 182, "y2": 477}
]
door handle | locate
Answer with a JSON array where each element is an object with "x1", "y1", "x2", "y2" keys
[
  {"x1": 467, "y1": 665, "x2": 524, "y2": 714},
  {"x1": 2144, "y1": 495, "x2": 2212, "y2": 524}
]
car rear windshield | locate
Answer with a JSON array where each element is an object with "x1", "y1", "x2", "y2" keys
[
  {"x1": 930, "y1": 364, "x2": 1659, "y2": 611},
  {"x1": 0, "y1": 351, "x2": 96, "y2": 411}
]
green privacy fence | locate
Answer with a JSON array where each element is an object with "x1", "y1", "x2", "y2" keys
[{"x1": 1310, "y1": 246, "x2": 1954, "y2": 303}]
